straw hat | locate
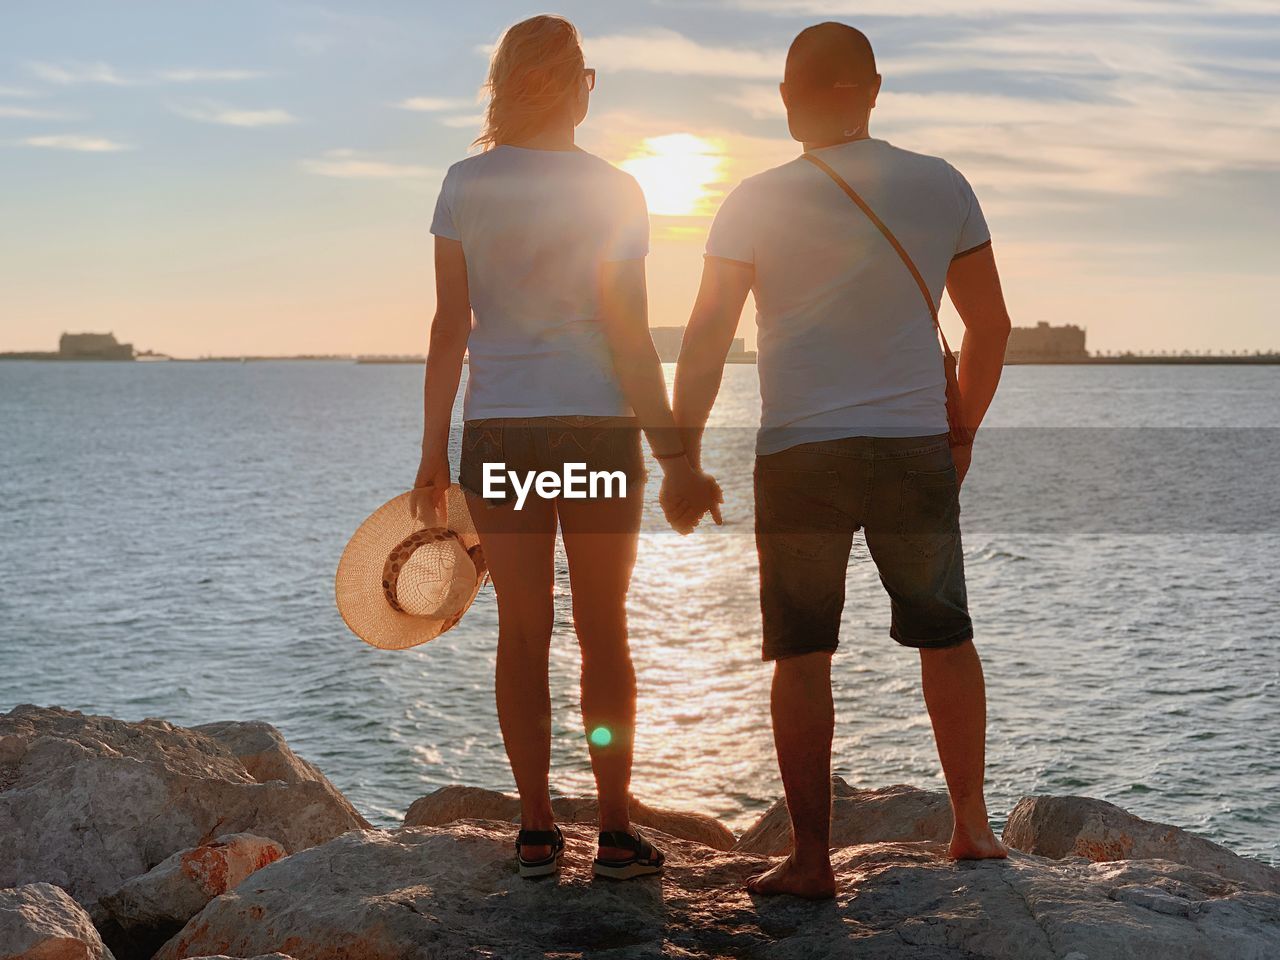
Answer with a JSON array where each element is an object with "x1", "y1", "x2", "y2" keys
[{"x1": 335, "y1": 485, "x2": 487, "y2": 650}]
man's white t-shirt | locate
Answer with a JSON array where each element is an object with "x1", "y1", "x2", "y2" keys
[
  {"x1": 431, "y1": 146, "x2": 649, "y2": 421},
  {"x1": 705, "y1": 138, "x2": 990, "y2": 455}
]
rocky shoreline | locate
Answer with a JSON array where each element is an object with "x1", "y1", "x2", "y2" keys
[{"x1": 2, "y1": 704, "x2": 1277, "y2": 959}]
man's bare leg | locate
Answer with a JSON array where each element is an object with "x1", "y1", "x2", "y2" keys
[
  {"x1": 747, "y1": 651, "x2": 838, "y2": 899},
  {"x1": 919, "y1": 639, "x2": 1008, "y2": 860}
]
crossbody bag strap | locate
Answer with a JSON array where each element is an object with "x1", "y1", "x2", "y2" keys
[{"x1": 800, "y1": 152, "x2": 956, "y2": 360}]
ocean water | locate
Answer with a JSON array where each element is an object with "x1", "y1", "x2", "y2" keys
[{"x1": 1, "y1": 361, "x2": 1276, "y2": 864}]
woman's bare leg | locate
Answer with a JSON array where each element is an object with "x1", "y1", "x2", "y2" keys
[
  {"x1": 557, "y1": 486, "x2": 643, "y2": 858},
  {"x1": 468, "y1": 492, "x2": 558, "y2": 859}
]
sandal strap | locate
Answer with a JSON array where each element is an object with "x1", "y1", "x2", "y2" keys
[
  {"x1": 598, "y1": 829, "x2": 648, "y2": 855},
  {"x1": 516, "y1": 825, "x2": 562, "y2": 849}
]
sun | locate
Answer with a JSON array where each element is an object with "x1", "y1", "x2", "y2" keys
[{"x1": 620, "y1": 134, "x2": 724, "y2": 217}]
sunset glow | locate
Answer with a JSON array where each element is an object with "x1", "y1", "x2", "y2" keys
[{"x1": 620, "y1": 134, "x2": 725, "y2": 217}]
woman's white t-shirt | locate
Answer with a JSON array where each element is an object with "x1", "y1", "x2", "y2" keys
[{"x1": 430, "y1": 146, "x2": 649, "y2": 421}]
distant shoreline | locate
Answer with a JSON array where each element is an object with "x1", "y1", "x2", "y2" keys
[{"x1": 3, "y1": 353, "x2": 1280, "y2": 366}]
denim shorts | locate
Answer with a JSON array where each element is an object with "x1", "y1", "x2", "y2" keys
[
  {"x1": 457, "y1": 415, "x2": 646, "y2": 507},
  {"x1": 754, "y1": 434, "x2": 972, "y2": 661}
]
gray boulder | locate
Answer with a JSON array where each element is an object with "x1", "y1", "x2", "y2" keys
[
  {"x1": 1004, "y1": 795, "x2": 1280, "y2": 894},
  {"x1": 734, "y1": 778, "x2": 953, "y2": 855},
  {"x1": 93, "y1": 833, "x2": 284, "y2": 960},
  {"x1": 192, "y1": 721, "x2": 369, "y2": 829},
  {"x1": 0, "y1": 705, "x2": 366, "y2": 909},
  {"x1": 155, "y1": 820, "x2": 1280, "y2": 960},
  {"x1": 0, "y1": 882, "x2": 114, "y2": 960},
  {"x1": 403, "y1": 784, "x2": 736, "y2": 851}
]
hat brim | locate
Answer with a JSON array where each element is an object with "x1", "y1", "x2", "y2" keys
[{"x1": 335, "y1": 486, "x2": 483, "y2": 650}]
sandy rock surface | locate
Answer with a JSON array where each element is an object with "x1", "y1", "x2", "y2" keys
[
  {"x1": 93, "y1": 834, "x2": 284, "y2": 960},
  {"x1": 155, "y1": 820, "x2": 1280, "y2": 960},
  {"x1": 0, "y1": 705, "x2": 366, "y2": 909},
  {"x1": 192, "y1": 722, "x2": 369, "y2": 830},
  {"x1": 734, "y1": 778, "x2": 953, "y2": 855},
  {"x1": 404, "y1": 784, "x2": 736, "y2": 851},
  {"x1": 0, "y1": 882, "x2": 114, "y2": 960},
  {"x1": 1004, "y1": 794, "x2": 1280, "y2": 894}
]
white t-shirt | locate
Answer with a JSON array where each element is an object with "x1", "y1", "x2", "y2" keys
[
  {"x1": 431, "y1": 146, "x2": 649, "y2": 420},
  {"x1": 705, "y1": 138, "x2": 990, "y2": 455}
]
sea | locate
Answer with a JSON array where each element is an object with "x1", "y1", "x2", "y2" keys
[{"x1": 1, "y1": 360, "x2": 1276, "y2": 864}]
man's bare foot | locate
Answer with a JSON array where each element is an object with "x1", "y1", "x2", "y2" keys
[
  {"x1": 745, "y1": 854, "x2": 836, "y2": 900},
  {"x1": 949, "y1": 820, "x2": 1009, "y2": 861}
]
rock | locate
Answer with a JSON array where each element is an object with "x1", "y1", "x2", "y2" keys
[
  {"x1": 192, "y1": 722, "x2": 370, "y2": 830},
  {"x1": 155, "y1": 820, "x2": 1280, "y2": 960},
  {"x1": 93, "y1": 834, "x2": 285, "y2": 960},
  {"x1": 1003, "y1": 795, "x2": 1280, "y2": 894},
  {"x1": 734, "y1": 777, "x2": 952, "y2": 855},
  {"x1": 181, "y1": 956, "x2": 295, "y2": 960},
  {"x1": 0, "y1": 882, "x2": 114, "y2": 960},
  {"x1": 403, "y1": 784, "x2": 736, "y2": 852},
  {"x1": 0, "y1": 705, "x2": 366, "y2": 909}
]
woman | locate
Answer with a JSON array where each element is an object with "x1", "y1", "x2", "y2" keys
[{"x1": 411, "y1": 14, "x2": 721, "y2": 880}]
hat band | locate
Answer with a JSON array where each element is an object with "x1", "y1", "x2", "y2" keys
[{"x1": 381, "y1": 528, "x2": 466, "y2": 613}]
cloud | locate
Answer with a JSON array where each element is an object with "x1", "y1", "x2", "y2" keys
[
  {"x1": 301, "y1": 149, "x2": 438, "y2": 181},
  {"x1": 718, "y1": 0, "x2": 1277, "y2": 14},
  {"x1": 700, "y1": 7, "x2": 1280, "y2": 217},
  {"x1": 439, "y1": 114, "x2": 483, "y2": 129},
  {"x1": 27, "y1": 60, "x2": 130, "y2": 86},
  {"x1": 583, "y1": 29, "x2": 784, "y2": 79},
  {"x1": 0, "y1": 85, "x2": 39, "y2": 98},
  {"x1": 397, "y1": 96, "x2": 476, "y2": 112},
  {"x1": 0, "y1": 105, "x2": 67, "y2": 120},
  {"x1": 155, "y1": 68, "x2": 266, "y2": 83},
  {"x1": 21, "y1": 134, "x2": 131, "y2": 152},
  {"x1": 26, "y1": 60, "x2": 265, "y2": 86},
  {"x1": 172, "y1": 100, "x2": 298, "y2": 127},
  {"x1": 718, "y1": 84, "x2": 1280, "y2": 204}
]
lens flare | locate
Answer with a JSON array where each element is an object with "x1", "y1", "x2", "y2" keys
[{"x1": 589, "y1": 725, "x2": 613, "y2": 747}]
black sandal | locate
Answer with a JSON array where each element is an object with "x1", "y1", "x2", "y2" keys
[
  {"x1": 516, "y1": 825, "x2": 565, "y2": 879},
  {"x1": 593, "y1": 828, "x2": 665, "y2": 880}
]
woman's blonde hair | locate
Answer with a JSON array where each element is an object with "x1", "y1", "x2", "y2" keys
[{"x1": 475, "y1": 15, "x2": 585, "y2": 151}]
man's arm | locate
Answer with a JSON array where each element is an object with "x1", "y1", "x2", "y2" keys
[
  {"x1": 945, "y1": 245, "x2": 1012, "y2": 480},
  {"x1": 672, "y1": 257, "x2": 754, "y2": 470}
]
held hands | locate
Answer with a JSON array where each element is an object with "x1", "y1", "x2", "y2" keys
[
  {"x1": 659, "y1": 457, "x2": 724, "y2": 535},
  {"x1": 409, "y1": 451, "x2": 450, "y2": 526}
]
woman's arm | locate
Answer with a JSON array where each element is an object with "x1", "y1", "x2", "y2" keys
[
  {"x1": 598, "y1": 258, "x2": 721, "y2": 532},
  {"x1": 411, "y1": 236, "x2": 471, "y2": 521}
]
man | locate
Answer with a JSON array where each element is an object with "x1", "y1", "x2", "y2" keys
[{"x1": 670, "y1": 22, "x2": 1012, "y2": 899}]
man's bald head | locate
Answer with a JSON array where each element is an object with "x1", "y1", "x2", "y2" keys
[
  {"x1": 780, "y1": 22, "x2": 881, "y2": 146},
  {"x1": 784, "y1": 22, "x2": 876, "y2": 88}
]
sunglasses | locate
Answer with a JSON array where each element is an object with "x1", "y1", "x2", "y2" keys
[{"x1": 584, "y1": 67, "x2": 596, "y2": 91}]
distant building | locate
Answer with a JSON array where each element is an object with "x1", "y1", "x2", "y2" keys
[
  {"x1": 59, "y1": 332, "x2": 134, "y2": 361},
  {"x1": 649, "y1": 326, "x2": 753, "y2": 362},
  {"x1": 650, "y1": 326, "x2": 685, "y2": 362},
  {"x1": 1005, "y1": 322, "x2": 1087, "y2": 363}
]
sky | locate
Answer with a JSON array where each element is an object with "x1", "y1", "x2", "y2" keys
[{"x1": 1, "y1": 0, "x2": 1277, "y2": 357}]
